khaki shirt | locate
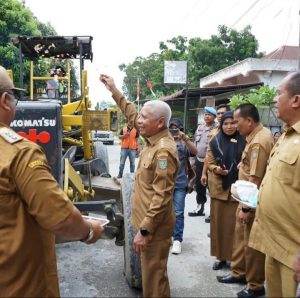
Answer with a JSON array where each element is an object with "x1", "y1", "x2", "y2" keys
[
  {"x1": 238, "y1": 124, "x2": 273, "y2": 212},
  {"x1": 249, "y1": 121, "x2": 300, "y2": 269},
  {"x1": 239, "y1": 124, "x2": 274, "y2": 181},
  {"x1": 207, "y1": 144, "x2": 231, "y2": 200},
  {"x1": 208, "y1": 127, "x2": 219, "y2": 142},
  {"x1": 112, "y1": 91, "x2": 179, "y2": 240},
  {"x1": 0, "y1": 123, "x2": 74, "y2": 297}
]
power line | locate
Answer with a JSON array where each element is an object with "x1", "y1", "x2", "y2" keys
[
  {"x1": 249, "y1": 0, "x2": 273, "y2": 25},
  {"x1": 231, "y1": 0, "x2": 261, "y2": 27}
]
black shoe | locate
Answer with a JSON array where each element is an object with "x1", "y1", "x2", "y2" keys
[
  {"x1": 237, "y1": 287, "x2": 265, "y2": 298},
  {"x1": 212, "y1": 260, "x2": 227, "y2": 270},
  {"x1": 188, "y1": 209, "x2": 205, "y2": 216},
  {"x1": 216, "y1": 274, "x2": 247, "y2": 284},
  {"x1": 205, "y1": 216, "x2": 210, "y2": 223},
  {"x1": 117, "y1": 175, "x2": 122, "y2": 179}
]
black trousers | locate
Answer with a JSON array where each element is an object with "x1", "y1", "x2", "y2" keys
[{"x1": 195, "y1": 159, "x2": 207, "y2": 205}]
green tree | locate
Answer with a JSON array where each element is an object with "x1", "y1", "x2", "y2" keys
[
  {"x1": 0, "y1": 0, "x2": 79, "y2": 97},
  {"x1": 120, "y1": 26, "x2": 263, "y2": 99},
  {"x1": 0, "y1": 0, "x2": 41, "y2": 86}
]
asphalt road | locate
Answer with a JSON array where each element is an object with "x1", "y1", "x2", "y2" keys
[{"x1": 57, "y1": 140, "x2": 246, "y2": 297}]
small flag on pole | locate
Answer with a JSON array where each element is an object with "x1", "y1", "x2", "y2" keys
[
  {"x1": 136, "y1": 78, "x2": 140, "y2": 101},
  {"x1": 146, "y1": 79, "x2": 156, "y2": 99}
]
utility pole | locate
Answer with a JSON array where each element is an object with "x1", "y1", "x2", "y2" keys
[
  {"x1": 183, "y1": 62, "x2": 189, "y2": 132},
  {"x1": 298, "y1": 10, "x2": 300, "y2": 69}
]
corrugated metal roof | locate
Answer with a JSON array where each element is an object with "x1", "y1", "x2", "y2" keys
[{"x1": 159, "y1": 82, "x2": 263, "y2": 102}]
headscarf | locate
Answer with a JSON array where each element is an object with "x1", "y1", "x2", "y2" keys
[{"x1": 210, "y1": 111, "x2": 246, "y2": 190}]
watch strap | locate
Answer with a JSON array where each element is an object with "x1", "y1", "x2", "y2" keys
[{"x1": 80, "y1": 222, "x2": 94, "y2": 243}]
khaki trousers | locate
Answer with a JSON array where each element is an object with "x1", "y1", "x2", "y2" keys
[
  {"x1": 265, "y1": 255, "x2": 297, "y2": 298},
  {"x1": 141, "y1": 238, "x2": 172, "y2": 297},
  {"x1": 231, "y1": 209, "x2": 265, "y2": 290}
]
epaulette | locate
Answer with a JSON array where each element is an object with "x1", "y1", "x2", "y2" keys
[
  {"x1": 159, "y1": 137, "x2": 166, "y2": 148},
  {"x1": 0, "y1": 127, "x2": 23, "y2": 144}
]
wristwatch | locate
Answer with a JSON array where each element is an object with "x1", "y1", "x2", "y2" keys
[
  {"x1": 140, "y1": 227, "x2": 150, "y2": 237},
  {"x1": 80, "y1": 223, "x2": 94, "y2": 243},
  {"x1": 182, "y1": 134, "x2": 189, "y2": 142}
]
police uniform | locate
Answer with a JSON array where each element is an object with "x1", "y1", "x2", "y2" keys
[
  {"x1": 0, "y1": 123, "x2": 74, "y2": 297},
  {"x1": 193, "y1": 122, "x2": 217, "y2": 207},
  {"x1": 249, "y1": 121, "x2": 300, "y2": 297},
  {"x1": 230, "y1": 124, "x2": 273, "y2": 291},
  {"x1": 207, "y1": 145, "x2": 238, "y2": 261},
  {"x1": 112, "y1": 90, "x2": 179, "y2": 297}
]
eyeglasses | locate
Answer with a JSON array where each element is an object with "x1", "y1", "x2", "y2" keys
[{"x1": 0, "y1": 88, "x2": 19, "y2": 105}]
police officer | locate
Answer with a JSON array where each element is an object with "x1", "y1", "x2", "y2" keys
[
  {"x1": 0, "y1": 66, "x2": 103, "y2": 297},
  {"x1": 188, "y1": 106, "x2": 217, "y2": 217},
  {"x1": 248, "y1": 71, "x2": 300, "y2": 297},
  {"x1": 217, "y1": 103, "x2": 273, "y2": 298},
  {"x1": 100, "y1": 74, "x2": 179, "y2": 297}
]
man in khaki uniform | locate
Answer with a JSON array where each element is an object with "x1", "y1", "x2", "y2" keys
[
  {"x1": 217, "y1": 103, "x2": 273, "y2": 298},
  {"x1": 249, "y1": 71, "x2": 300, "y2": 297},
  {"x1": 100, "y1": 74, "x2": 179, "y2": 297},
  {"x1": 0, "y1": 66, "x2": 103, "y2": 297}
]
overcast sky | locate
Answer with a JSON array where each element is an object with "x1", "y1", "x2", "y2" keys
[{"x1": 23, "y1": 0, "x2": 299, "y2": 105}]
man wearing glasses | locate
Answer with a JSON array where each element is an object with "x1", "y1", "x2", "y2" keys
[{"x1": 0, "y1": 66, "x2": 103, "y2": 297}]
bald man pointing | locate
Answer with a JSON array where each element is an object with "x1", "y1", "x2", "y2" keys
[{"x1": 100, "y1": 74, "x2": 179, "y2": 297}]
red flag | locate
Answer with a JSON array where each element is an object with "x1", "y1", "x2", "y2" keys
[
  {"x1": 146, "y1": 79, "x2": 153, "y2": 89},
  {"x1": 137, "y1": 78, "x2": 140, "y2": 100}
]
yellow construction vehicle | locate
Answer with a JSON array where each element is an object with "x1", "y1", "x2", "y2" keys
[{"x1": 10, "y1": 35, "x2": 141, "y2": 289}]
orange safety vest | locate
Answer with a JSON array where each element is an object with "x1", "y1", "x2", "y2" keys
[{"x1": 121, "y1": 127, "x2": 138, "y2": 149}]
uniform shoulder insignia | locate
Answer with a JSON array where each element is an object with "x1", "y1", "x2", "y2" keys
[
  {"x1": 0, "y1": 127, "x2": 23, "y2": 144},
  {"x1": 157, "y1": 151, "x2": 168, "y2": 158},
  {"x1": 159, "y1": 137, "x2": 166, "y2": 148},
  {"x1": 157, "y1": 151, "x2": 168, "y2": 170},
  {"x1": 250, "y1": 144, "x2": 260, "y2": 159},
  {"x1": 28, "y1": 160, "x2": 46, "y2": 169},
  {"x1": 251, "y1": 144, "x2": 260, "y2": 150}
]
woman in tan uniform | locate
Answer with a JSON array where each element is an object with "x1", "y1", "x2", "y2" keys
[{"x1": 207, "y1": 111, "x2": 245, "y2": 270}]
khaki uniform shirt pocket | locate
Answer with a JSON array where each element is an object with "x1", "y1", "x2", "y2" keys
[
  {"x1": 274, "y1": 153, "x2": 298, "y2": 185},
  {"x1": 140, "y1": 157, "x2": 154, "y2": 184}
]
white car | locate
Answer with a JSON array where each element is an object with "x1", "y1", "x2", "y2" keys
[{"x1": 93, "y1": 130, "x2": 114, "y2": 145}]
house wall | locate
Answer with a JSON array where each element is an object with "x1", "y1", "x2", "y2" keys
[{"x1": 200, "y1": 58, "x2": 298, "y2": 89}]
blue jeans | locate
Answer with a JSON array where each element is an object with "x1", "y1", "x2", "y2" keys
[
  {"x1": 173, "y1": 188, "x2": 187, "y2": 242},
  {"x1": 118, "y1": 148, "x2": 136, "y2": 177}
]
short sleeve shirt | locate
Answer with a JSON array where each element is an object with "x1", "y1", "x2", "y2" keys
[
  {"x1": 249, "y1": 121, "x2": 300, "y2": 268},
  {"x1": 239, "y1": 124, "x2": 274, "y2": 181},
  {"x1": 194, "y1": 123, "x2": 217, "y2": 158}
]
